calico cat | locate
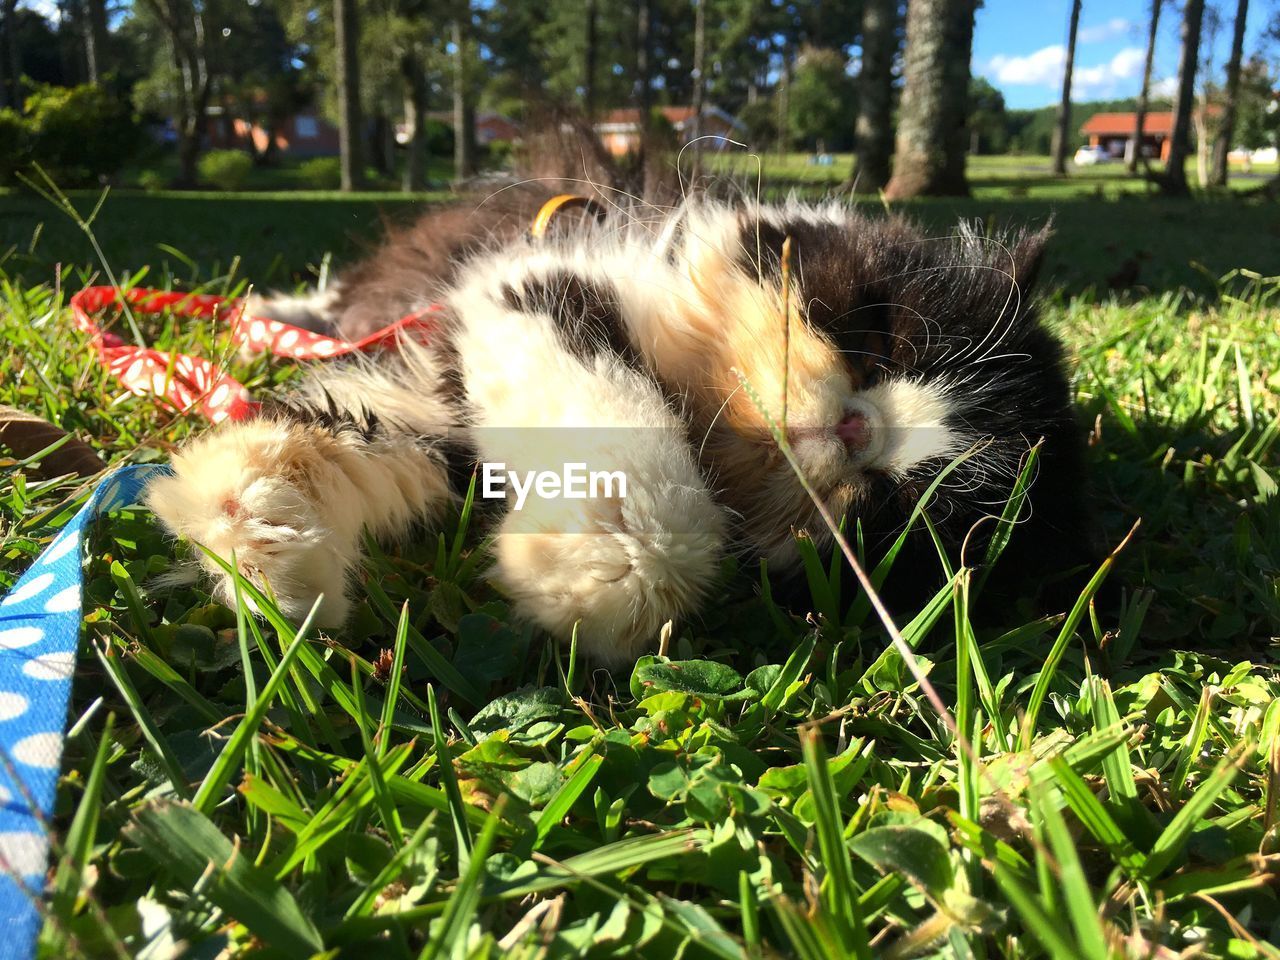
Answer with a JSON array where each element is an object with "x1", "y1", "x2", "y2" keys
[{"x1": 144, "y1": 193, "x2": 1092, "y2": 664}]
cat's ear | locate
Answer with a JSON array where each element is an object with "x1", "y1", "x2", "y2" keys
[{"x1": 1009, "y1": 223, "x2": 1053, "y2": 292}]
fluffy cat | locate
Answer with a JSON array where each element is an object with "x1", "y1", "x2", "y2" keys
[{"x1": 145, "y1": 193, "x2": 1092, "y2": 665}]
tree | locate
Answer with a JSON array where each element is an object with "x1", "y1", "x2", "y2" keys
[
  {"x1": 851, "y1": 0, "x2": 896, "y2": 193},
  {"x1": 137, "y1": 0, "x2": 213, "y2": 187},
  {"x1": 400, "y1": 43, "x2": 427, "y2": 191},
  {"x1": 451, "y1": 12, "x2": 476, "y2": 182},
  {"x1": 968, "y1": 76, "x2": 1007, "y2": 154},
  {"x1": 1128, "y1": 0, "x2": 1162, "y2": 173},
  {"x1": 334, "y1": 0, "x2": 363, "y2": 190},
  {"x1": 1, "y1": 0, "x2": 20, "y2": 111},
  {"x1": 584, "y1": 0, "x2": 598, "y2": 118},
  {"x1": 688, "y1": 0, "x2": 706, "y2": 176},
  {"x1": 787, "y1": 47, "x2": 857, "y2": 151},
  {"x1": 634, "y1": 0, "x2": 652, "y2": 177},
  {"x1": 85, "y1": 0, "x2": 107, "y2": 83},
  {"x1": 1209, "y1": 0, "x2": 1250, "y2": 186},
  {"x1": 1051, "y1": 0, "x2": 1082, "y2": 175},
  {"x1": 885, "y1": 0, "x2": 976, "y2": 199},
  {"x1": 1234, "y1": 57, "x2": 1280, "y2": 153},
  {"x1": 1159, "y1": 0, "x2": 1205, "y2": 195}
]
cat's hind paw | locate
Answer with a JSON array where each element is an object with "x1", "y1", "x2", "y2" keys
[{"x1": 491, "y1": 479, "x2": 724, "y2": 665}]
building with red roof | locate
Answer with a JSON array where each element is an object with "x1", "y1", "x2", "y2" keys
[{"x1": 1079, "y1": 109, "x2": 1219, "y2": 163}]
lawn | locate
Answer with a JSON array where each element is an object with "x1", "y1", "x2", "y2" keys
[
  {"x1": 2, "y1": 172, "x2": 1280, "y2": 957},
  {"x1": 3, "y1": 154, "x2": 1277, "y2": 297}
]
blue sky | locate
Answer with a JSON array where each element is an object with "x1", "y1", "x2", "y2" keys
[{"x1": 975, "y1": 0, "x2": 1273, "y2": 109}]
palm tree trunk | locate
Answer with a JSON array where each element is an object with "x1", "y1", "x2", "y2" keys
[
  {"x1": 1051, "y1": 0, "x2": 1082, "y2": 176},
  {"x1": 851, "y1": 0, "x2": 897, "y2": 194},
  {"x1": 1160, "y1": 0, "x2": 1204, "y2": 196},
  {"x1": 1128, "y1": 0, "x2": 1162, "y2": 174},
  {"x1": 1209, "y1": 0, "x2": 1249, "y2": 187},
  {"x1": 885, "y1": 0, "x2": 976, "y2": 199},
  {"x1": 334, "y1": 0, "x2": 365, "y2": 191}
]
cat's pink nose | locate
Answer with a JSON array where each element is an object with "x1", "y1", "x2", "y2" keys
[{"x1": 836, "y1": 412, "x2": 871, "y2": 452}]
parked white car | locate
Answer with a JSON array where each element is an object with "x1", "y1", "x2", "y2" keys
[{"x1": 1073, "y1": 145, "x2": 1114, "y2": 166}]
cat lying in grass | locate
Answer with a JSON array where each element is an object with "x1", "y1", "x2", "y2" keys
[{"x1": 145, "y1": 193, "x2": 1092, "y2": 664}]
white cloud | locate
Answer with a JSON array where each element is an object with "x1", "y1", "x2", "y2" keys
[
  {"x1": 1074, "y1": 47, "x2": 1146, "y2": 94},
  {"x1": 987, "y1": 45, "x2": 1067, "y2": 87},
  {"x1": 984, "y1": 45, "x2": 1147, "y2": 98},
  {"x1": 1078, "y1": 18, "x2": 1133, "y2": 44}
]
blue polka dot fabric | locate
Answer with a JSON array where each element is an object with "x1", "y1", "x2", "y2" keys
[{"x1": 0, "y1": 464, "x2": 170, "y2": 952}]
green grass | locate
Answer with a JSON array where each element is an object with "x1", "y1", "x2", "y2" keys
[
  {"x1": 4, "y1": 153, "x2": 1278, "y2": 297},
  {"x1": 2, "y1": 179, "x2": 1280, "y2": 957}
]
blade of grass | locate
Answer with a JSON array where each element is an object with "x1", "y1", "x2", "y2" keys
[
  {"x1": 418, "y1": 798, "x2": 507, "y2": 960},
  {"x1": 1031, "y1": 781, "x2": 1109, "y2": 959},
  {"x1": 1019, "y1": 522, "x2": 1136, "y2": 751},
  {"x1": 427, "y1": 683, "x2": 474, "y2": 869},
  {"x1": 800, "y1": 724, "x2": 872, "y2": 960},
  {"x1": 377, "y1": 601, "x2": 413, "y2": 759},
  {"x1": 1143, "y1": 743, "x2": 1248, "y2": 880},
  {"x1": 350, "y1": 657, "x2": 405, "y2": 845},
  {"x1": 191, "y1": 598, "x2": 319, "y2": 814},
  {"x1": 94, "y1": 642, "x2": 191, "y2": 800}
]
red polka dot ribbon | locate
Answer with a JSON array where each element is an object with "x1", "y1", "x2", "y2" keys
[{"x1": 70, "y1": 287, "x2": 439, "y2": 424}]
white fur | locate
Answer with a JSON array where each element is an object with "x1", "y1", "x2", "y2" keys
[
  {"x1": 447, "y1": 259, "x2": 726, "y2": 663},
  {"x1": 148, "y1": 200, "x2": 974, "y2": 663}
]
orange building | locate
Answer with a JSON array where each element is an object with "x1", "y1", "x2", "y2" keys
[
  {"x1": 594, "y1": 106, "x2": 743, "y2": 156},
  {"x1": 1079, "y1": 109, "x2": 1220, "y2": 163}
]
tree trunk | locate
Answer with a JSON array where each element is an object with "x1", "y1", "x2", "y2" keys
[
  {"x1": 451, "y1": 15, "x2": 476, "y2": 182},
  {"x1": 402, "y1": 52, "x2": 427, "y2": 192},
  {"x1": 85, "y1": 0, "x2": 107, "y2": 83},
  {"x1": 776, "y1": 43, "x2": 791, "y2": 156},
  {"x1": 1159, "y1": 0, "x2": 1204, "y2": 196},
  {"x1": 334, "y1": 0, "x2": 364, "y2": 191},
  {"x1": 178, "y1": 4, "x2": 210, "y2": 187},
  {"x1": 177, "y1": 75, "x2": 211, "y2": 187},
  {"x1": 2, "y1": 0, "x2": 22, "y2": 111},
  {"x1": 1128, "y1": 0, "x2": 1162, "y2": 174},
  {"x1": 583, "y1": 0, "x2": 598, "y2": 120},
  {"x1": 369, "y1": 111, "x2": 392, "y2": 176},
  {"x1": 1208, "y1": 0, "x2": 1248, "y2": 187},
  {"x1": 885, "y1": 0, "x2": 976, "y2": 199},
  {"x1": 634, "y1": 0, "x2": 652, "y2": 178},
  {"x1": 1051, "y1": 0, "x2": 1082, "y2": 176},
  {"x1": 688, "y1": 0, "x2": 705, "y2": 178},
  {"x1": 0, "y1": 3, "x2": 9, "y2": 110},
  {"x1": 851, "y1": 0, "x2": 896, "y2": 194}
]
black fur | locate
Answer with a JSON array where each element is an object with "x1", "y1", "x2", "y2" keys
[{"x1": 738, "y1": 211, "x2": 1094, "y2": 603}]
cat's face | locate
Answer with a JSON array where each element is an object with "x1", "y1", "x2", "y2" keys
[{"x1": 666, "y1": 204, "x2": 1075, "y2": 568}]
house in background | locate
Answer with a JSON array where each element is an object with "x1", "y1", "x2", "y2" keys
[
  {"x1": 207, "y1": 106, "x2": 521, "y2": 157},
  {"x1": 418, "y1": 112, "x2": 522, "y2": 145},
  {"x1": 595, "y1": 106, "x2": 743, "y2": 157},
  {"x1": 204, "y1": 105, "x2": 339, "y2": 157},
  {"x1": 1079, "y1": 109, "x2": 1223, "y2": 163}
]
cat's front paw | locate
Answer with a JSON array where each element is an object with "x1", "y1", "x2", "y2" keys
[
  {"x1": 491, "y1": 480, "x2": 724, "y2": 665},
  {"x1": 145, "y1": 420, "x2": 356, "y2": 625}
]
